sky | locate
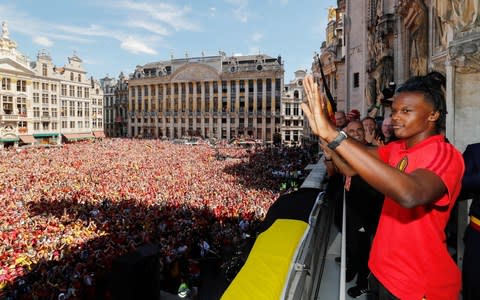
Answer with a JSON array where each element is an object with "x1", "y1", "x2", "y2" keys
[{"x1": 1, "y1": 0, "x2": 337, "y2": 82}]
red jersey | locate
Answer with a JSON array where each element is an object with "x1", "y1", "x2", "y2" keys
[{"x1": 369, "y1": 135, "x2": 464, "y2": 300}]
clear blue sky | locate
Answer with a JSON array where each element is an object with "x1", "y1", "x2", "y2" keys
[{"x1": 2, "y1": 0, "x2": 336, "y2": 82}]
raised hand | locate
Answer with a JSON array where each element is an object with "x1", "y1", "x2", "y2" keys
[{"x1": 300, "y1": 74, "x2": 336, "y2": 140}]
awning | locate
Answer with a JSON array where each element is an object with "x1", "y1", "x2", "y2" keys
[
  {"x1": 33, "y1": 133, "x2": 59, "y2": 137},
  {"x1": 0, "y1": 137, "x2": 19, "y2": 142},
  {"x1": 63, "y1": 133, "x2": 95, "y2": 141},
  {"x1": 93, "y1": 131, "x2": 106, "y2": 138},
  {"x1": 19, "y1": 135, "x2": 35, "y2": 144}
]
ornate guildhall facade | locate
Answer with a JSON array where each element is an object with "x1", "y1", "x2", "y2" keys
[{"x1": 127, "y1": 53, "x2": 284, "y2": 142}]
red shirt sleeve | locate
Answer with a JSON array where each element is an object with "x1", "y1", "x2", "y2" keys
[{"x1": 421, "y1": 142, "x2": 465, "y2": 206}]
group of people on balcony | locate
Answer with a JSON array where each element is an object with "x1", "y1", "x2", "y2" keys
[{"x1": 302, "y1": 71, "x2": 479, "y2": 299}]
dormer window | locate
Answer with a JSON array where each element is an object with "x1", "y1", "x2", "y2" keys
[{"x1": 70, "y1": 72, "x2": 74, "y2": 81}]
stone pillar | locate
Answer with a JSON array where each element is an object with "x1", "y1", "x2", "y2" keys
[
  {"x1": 261, "y1": 78, "x2": 267, "y2": 142},
  {"x1": 444, "y1": 59, "x2": 455, "y2": 143}
]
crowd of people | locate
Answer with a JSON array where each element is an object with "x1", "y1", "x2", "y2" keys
[
  {"x1": 303, "y1": 71, "x2": 466, "y2": 300},
  {"x1": 0, "y1": 138, "x2": 314, "y2": 299}
]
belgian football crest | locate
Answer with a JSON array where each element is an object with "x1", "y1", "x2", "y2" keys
[{"x1": 396, "y1": 156, "x2": 408, "y2": 172}]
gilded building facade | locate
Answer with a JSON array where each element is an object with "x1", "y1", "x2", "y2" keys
[
  {"x1": 0, "y1": 21, "x2": 104, "y2": 148},
  {"x1": 127, "y1": 53, "x2": 284, "y2": 142}
]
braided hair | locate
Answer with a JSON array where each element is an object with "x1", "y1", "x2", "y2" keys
[{"x1": 395, "y1": 71, "x2": 447, "y2": 133}]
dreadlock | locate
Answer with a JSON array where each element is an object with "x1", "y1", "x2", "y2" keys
[{"x1": 395, "y1": 71, "x2": 447, "y2": 133}]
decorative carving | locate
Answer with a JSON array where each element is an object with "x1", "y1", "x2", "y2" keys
[
  {"x1": 448, "y1": 31, "x2": 480, "y2": 73},
  {"x1": 399, "y1": 0, "x2": 429, "y2": 76},
  {"x1": 436, "y1": 0, "x2": 480, "y2": 34},
  {"x1": 365, "y1": 4, "x2": 395, "y2": 107},
  {"x1": 2, "y1": 21, "x2": 9, "y2": 39},
  {"x1": 171, "y1": 64, "x2": 220, "y2": 81},
  {"x1": 328, "y1": 7, "x2": 336, "y2": 22}
]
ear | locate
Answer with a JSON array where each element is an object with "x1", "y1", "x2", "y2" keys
[{"x1": 428, "y1": 111, "x2": 440, "y2": 122}]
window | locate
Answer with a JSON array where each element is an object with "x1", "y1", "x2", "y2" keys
[
  {"x1": 78, "y1": 74, "x2": 81, "y2": 82},
  {"x1": 51, "y1": 94, "x2": 57, "y2": 105},
  {"x1": 70, "y1": 121, "x2": 75, "y2": 128},
  {"x1": 77, "y1": 86, "x2": 82, "y2": 98},
  {"x1": 266, "y1": 79, "x2": 272, "y2": 92},
  {"x1": 239, "y1": 80, "x2": 245, "y2": 92},
  {"x1": 77, "y1": 101, "x2": 83, "y2": 117},
  {"x1": 33, "y1": 82, "x2": 40, "y2": 90},
  {"x1": 2, "y1": 96, "x2": 13, "y2": 114},
  {"x1": 61, "y1": 100, "x2": 67, "y2": 117},
  {"x1": 42, "y1": 64, "x2": 48, "y2": 76},
  {"x1": 33, "y1": 93, "x2": 40, "y2": 104},
  {"x1": 17, "y1": 97, "x2": 27, "y2": 116},
  {"x1": 285, "y1": 104, "x2": 291, "y2": 116},
  {"x1": 52, "y1": 108, "x2": 57, "y2": 117},
  {"x1": 69, "y1": 101, "x2": 75, "y2": 116},
  {"x1": 77, "y1": 121, "x2": 83, "y2": 128},
  {"x1": 61, "y1": 84, "x2": 67, "y2": 96},
  {"x1": 293, "y1": 104, "x2": 299, "y2": 115},
  {"x1": 70, "y1": 72, "x2": 74, "y2": 81},
  {"x1": 42, "y1": 94, "x2": 48, "y2": 105},
  {"x1": 42, "y1": 107, "x2": 49, "y2": 117},
  {"x1": 353, "y1": 72, "x2": 360, "y2": 88},
  {"x1": 16, "y1": 80, "x2": 26, "y2": 92},
  {"x1": 2, "y1": 78, "x2": 11, "y2": 90},
  {"x1": 18, "y1": 121, "x2": 27, "y2": 129},
  {"x1": 42, "y1": 82, "x2": 49, "y2": 91},
  {"x1": 69, "y1": 85, "x2": 74, "y2": 97},
  {"x1": 42, "y1": 122, "x2": 49, "y2": 130},
  {"x1": 62, "y1": 121, "x2": 67, "y2": 129},
  {"x1": 84, "y1": 87, "x2": 89, "y2": 98},
  {"x1": 230, "y1": 96, "x2": 235, "y2": 112},
  {"x1": 52, "y1": 122, "x2": 58, "y2": 130},
  {"x1": 33, "y1": 107, "x2": 40, "y2": 117},
  {"x1": 51, "y1": 84, "x2": 57, "y2": 92},
  {"x1": 34, "y1": 122, "x2": 40, "y2": 130},
  {"x1": 275, "y1": 79, "x2": 281, "y2": 91}
]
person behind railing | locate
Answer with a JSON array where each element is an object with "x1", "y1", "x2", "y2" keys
[
  {"x1": 322, "y1": 120, "x2": 383, "y2": 298},
  {"x1": 302, "y1": 71, "x2": 463, "y2": 300},
  {"x1": 460, "y1": 142, "x2": 480, "y2": 300},
  {"x1": 362, "y1": 116, "x2": 380, "y2": 145}
]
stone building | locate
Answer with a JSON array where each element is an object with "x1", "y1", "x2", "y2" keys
[
  {"x1": 312, "y1": 2, "x2": 346, "y2": 113},
  {"x1": 317, "y1": 1, "x2": 480, "y2": 266},
  {"x1": 0, "y1": 21, "x2": 104, "y2": 148},
  {"x1": 320, "y1": 0, "x2": 480, "y2": 148},
  {"x1": 127, "y1": 53, "x2": 284, "y2": 142},
  {"x1": 281, "y1": 70, "x2": 306, "y2": 146},
  {"x1": 101, "y1": 73, "x2": 128, "y2": 137}
]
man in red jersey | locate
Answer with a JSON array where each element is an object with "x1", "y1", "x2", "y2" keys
[{"x1": 301, "y1": 71, "x2": 464, "y2": 300}]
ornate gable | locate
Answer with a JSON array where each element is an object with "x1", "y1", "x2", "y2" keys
[{"x1": 171, "y1": 63, "x2": 220, "y2": 82}]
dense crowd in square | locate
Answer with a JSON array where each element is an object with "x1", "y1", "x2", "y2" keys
[{"x1": 0, "y1": 138, "x2": 314, "y2": 299}]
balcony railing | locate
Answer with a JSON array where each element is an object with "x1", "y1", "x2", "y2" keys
[{"x1": 0, "y1": 114, "x2": 19, "y2": 121}]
